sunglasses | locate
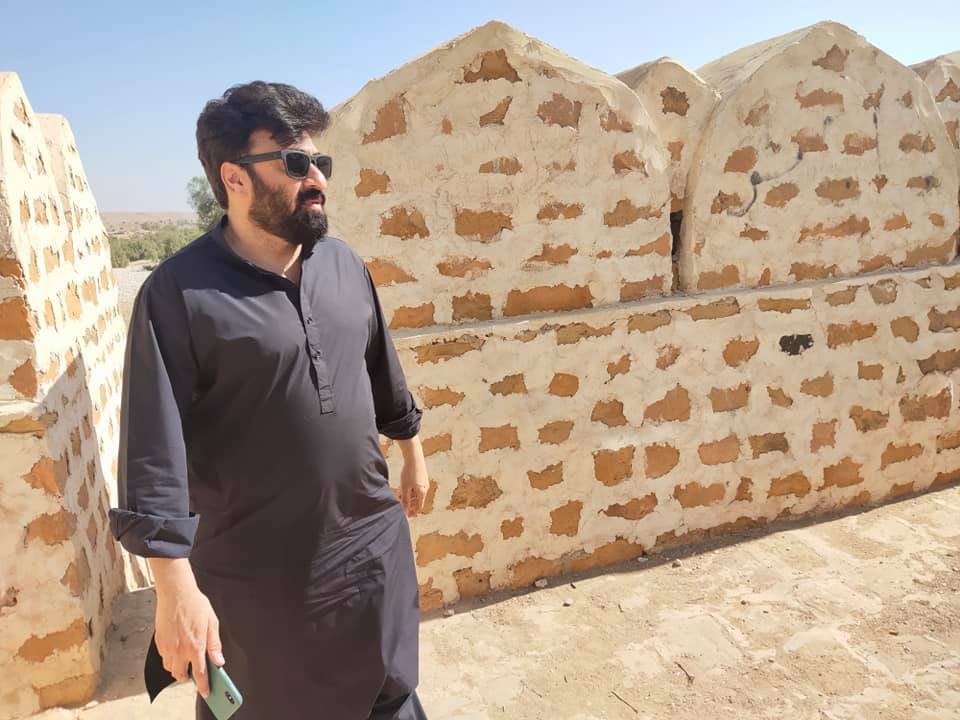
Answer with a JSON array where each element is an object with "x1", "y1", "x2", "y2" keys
[{"x1": 233, "y1": 149, "x2": 333, "y2": 180}]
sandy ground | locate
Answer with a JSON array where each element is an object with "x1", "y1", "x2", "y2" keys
[{"x1": 29, "y1": 485, "x2": 960, "y2": 720}]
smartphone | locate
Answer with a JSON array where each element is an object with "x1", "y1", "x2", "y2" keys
[{"x1": 193, "y1": 657, "x2": 243, "y2": 720}]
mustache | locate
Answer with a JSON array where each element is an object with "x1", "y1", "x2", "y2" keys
[{"x1": 297, "y1": 189, "x2": 325, "y2": 206}]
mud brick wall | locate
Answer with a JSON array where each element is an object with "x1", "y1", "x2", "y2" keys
[
  {"x1": 913, "y1": 53, "x2": 960, "y2": 188},
  {"x1": 0, "y1": 73, "x2": 127, "y2": 718},
  {"x1": 680, "y1": 22, "x2": 959, "y2": 293},
  {"x1": 381, "y1": 264, "x2": 960, "y2": 608},
  {"x1": 616, "y1": 58, "x2": 719, "y2": 215},
  {"x1": 322, "y1": 20, "x2": 672, "y2": 329}
]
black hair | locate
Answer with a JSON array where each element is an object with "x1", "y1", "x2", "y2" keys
[{"x1": 196, "y1": 81, "x2": 329, "y2": 208}]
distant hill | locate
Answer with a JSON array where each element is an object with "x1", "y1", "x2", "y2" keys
[{"x1": 102, "y1": 211, "x2": 198, "y2": 240}]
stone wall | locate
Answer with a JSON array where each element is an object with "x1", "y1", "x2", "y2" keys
[
  {"x1": 616, "y1": 58, "x2": 719, "y2": 215},
  {"x1": 680, "y1": 22, "x2": 959, "y2": 292},
  {"x1": 381, "y1": 264, "x2": 960, "y2": 608},
  {"x1": 323, "y1": 21, "x2": 673, "y2": 328},
  {"x1": 0, "y1": 73, "x2": 126, "y2": 718}
]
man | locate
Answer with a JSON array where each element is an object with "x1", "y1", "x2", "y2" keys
[{"x1": 109, "y1": 81, "x2": 431, "y2": 719}]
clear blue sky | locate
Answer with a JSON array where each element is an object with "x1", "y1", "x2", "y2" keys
[{"x1": 2, "y1": 0, "x2": 957, "y2": 212}]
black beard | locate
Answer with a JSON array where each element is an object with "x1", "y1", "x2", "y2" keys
[{"x1": 248, "y1": 170, "x2": 328, "y2": 246}]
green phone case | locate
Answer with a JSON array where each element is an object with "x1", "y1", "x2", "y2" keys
[{"x1": 198, "y1": 658, "x2": 243, "y2": 720}]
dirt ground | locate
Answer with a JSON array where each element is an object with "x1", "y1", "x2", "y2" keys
[{"x1": 30, "y1": 485, "x2": 960, "y2": 720}]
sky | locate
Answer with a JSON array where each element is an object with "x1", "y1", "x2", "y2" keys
[{"x1": 2, "y1": 0, "x2": 958, "y2": 212}]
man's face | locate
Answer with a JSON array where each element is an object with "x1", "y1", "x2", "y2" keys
[{"x1": 244, "y1": 129, "x2": 329, "y2": 246}]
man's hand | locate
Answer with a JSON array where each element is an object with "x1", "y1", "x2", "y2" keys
[
  {"x1": 149, "y1": 558, "x2": 225, "y2": 699},
  {"x1": 397, "y1": 436, "x2": 430, "y2": 517}
]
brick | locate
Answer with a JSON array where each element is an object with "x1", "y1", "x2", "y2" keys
[
  {"x1": 880, "y1": 442, "x2": 923, "y2": 470},
  {"x1": 603, "y1": 494, "x2": 658, "y2": 521},
  {"x1": 510, "y1": 557, "x2": 561, "y2": 588},
  {"x1": 849, "y1": 406, "x2": 889, "y2": 432},
  {"x1": 537, "y1": 202, "x2": 583, "y2": 221},
  {"x1": 932, "y1": 469, "x2": 960, "y2": 489},
  {"x1": 528, "y1": 463, "x2": 563, "y2": 490},
  {"x1": 822, "y1": 458, "x2": 863, "y2": 489},
  {"x1": 907, "y1": 239, "x2": 954, "y2": 266},
  {"x1": 800, "y1": 373, "x2": 834, "y2": 397},
  {"x1": 600, "y1": 109, "x2": 632, "y2": 132},
  {"x1": 504, "y1": 285, "x2": 592, "y2": 316},
  {"x1": 416, "y1": 531, "x2": 483, "y2": 566},
  {"x1": 413, "y1": 335, "x2": 484, "y2": 364},
  {"x1": 891, "y1": 317, "x2": 920, "y2": 342},
  {"x1": 366, "y1": 259, "x2": 414, "y2": 286},
  {"x1": 795, "y1": 88, "x2": 844, "y2": 109},
  {"x1": 621, "y1": 276, "x2": 666, "y2": 301},
  {"x1": 873, "y1": 175, "x2": 888, "y2": 192},
  {"x1": 556, "y1": 322, "x2": 614, "y2": 345},
  {"x1": 26, "y1": 509, "x2": 77, "y2": 545},
  {"x1": 479, "y1": 156, "x2": 521, "y2": 175},
  {"x1": 863, "y1": 86, "x2": 884, "y2": 110},
  {"x1": 441, "y1": 117, "x2": 452, "y2": 134},
  {"x1": 899, "y1": 133, "x2": 936, "y2": 153},
  {"x1": 603, "y1": 199, "x2": 662, "y2": 227},
  {"x1": 842, "y1": 133, "x2": 878, "y2": 155},
  {"x1": 767, "y1": 387, "x2": 793, "y2": 408},
  {"x1": 899, "y1": 388, "x2": 951, "y2": 421},
  {"x1": 0, "y1": 296, "x2": 35, "y2": 340},
  {"x1": 735, "y1": 478, "x2": 753, "y2": 502},
  {"x1": 749, "y1": 433, "x2": 789, "y2": 459},
  {"x1": 711, "y1": 190, "x2": 743, "y2": 214},
  {"x1": 883, "y1": 213, "x2": 911, "y2": 231},
  {"x1": 698, "y1": 265, "x2": 740, "y2": 290},
  {"x1": 363, "y1": 96, "x2": 407, "y2": 144},
  {"x1": 9, "y1": 359, "x2": 37, "y2": 398},
  {"x1": 723, "y1": 337, "x2": 759, "y2": 367},
  {"x1": 449, "y1": 475, "x2": 502, "y2": 510},
  {"x1": 661, "y1": 86, "x2": 689, "y2": 115},
  {"x1": 815, "y1": 177, "x2": 860, "y2": 202},
  {"x1": 826, "y1": 287, "x2": 858, "y2": 306},
  {"x1": 22, "y1": 456, "x2": 67, "y2": 496},
  {"x1": 422, "y1": 434, "x2": 452, "y2": 457},
  {"x1": 607, "y1": 354, "x2": 631, "y2": 380},
  {"x1": 644, "y1": 386, "x2": 690, "y2": 423},
  {"x1": 858, "y1": 362, "x2": 883, "y2": 380},
  {"x1": 724, "y1": 146, "x2": 758, "y2": 172},
  {"x1": 645, "y1": 443, "x2": 680, "y2": 478},
  {"x1": 538, "y1": 420, "x2": 574, "y2": 445},
  {"x1": 758, "y1": 298, "x2": 810, "y2": 313},
  {"x1": 479, "y1": 426, "x2": 519, "y2": 453},
  {"x1": 811, "y1": 421, "x2": 837, "y2": 451},
  {"x1": 528, "y1": 244, "x2": 577, "y2": 264},
  {"x1": 479, "y1": 97, "x2": 512, "y2": 126},
  {"x1": 709, "y1": 383, "x2": 750, "y2": 413},
  {"x1": 593, "y1": 446, "x2": 635, "y2": 486},
  {"x1": 918, "y1": 349, "x2": 960, "y2": 375},
  {"x1": 452, "y1": 292, "x2": 493, "y2": 322},
  {"x1": 764, "y1": 183, "x2": 799, "y2": 208},
  {"x1": 768, "y1": 472, "x2": 811, "y2": 498},
  {"x1": 36, "y1": 674, "x2": 98, "y2": 710},
  {"x1": 454, "y1": 568, "x2": 492, "y2": 600},
  {"x1": 799, "y1": 216, "x2": 869, "y2": 243},
  {"x1": 390, "y1": 303, "x2": 435, "y2": 329},
  {"x1": 454, "y1": 208, "x2": 513, "y2": 243},
  {"x1": 490, "y1": 374, "x2": 526, "y2": 396},
  {"x1": 698, "y1": 435, "x2": 740, "y2": 465},
  {"x1": 380, "y1": 206, "x2": 429, "y2": 239},
  {"x1": 17, "y1": 618, "x2": 87, "y2": 662},
  {"x1": 673, "y1": 481, "x2": 725, "y2": 508},
  {"x1": 501, "y1": 518, "x2": 524, "y2": 539},
  {"x1": 907, "y1": 175, "x2": 941, "y2": 192},
  {"x1": 937, "y1": 431, "x2": 960, "y2": 452},
  {"x1": 687, "y1": 298, "x2": 740, "y2": 321},
  {"x1": 740, "y1": 226, "x2": 768, "y2": 242},
  {"x1": 812, "y1": 44, "x2": 848, "y2": 71},
  {"x1": 929, "y1": 306, "x2": 960, "y2": 333},
  {"x1": 549, "y1": 373, "x2": 579, "y2": 397},
  {"x1": 463, "y1": 49, "x2": 520, "y2": 83},
  {"x1": 537, "y1": 93, "x2": 582, "y2": 128},
  {"x1": 656, "y1": 345, "x2": 681, "y2": 369},
  {"x1": 420, "y1": 386, "x2": 464, "y2": 409},
  {"x1": 827, "y1": 321, "x2": 876, "y2": 348},
  {"x1": 60, "y1": 551, "x2": 91, "y2": 597},
  {"x1": 628, "y1": 310, "x2": 671, "y2": 333},
  {"x1": 625, "y1": 232, "x2": 671, "y2": 258},
  {"x1": 612, "y1": 149, "x2": 647, "y2": 175},
  {"x1": 436, "y1": 257, "x2": 492, "y2": 278},
  {"x1": 792, "y1": 129, "x2": 828, "y2": 153},
  {"x1": 549, "y1": 501, "x2": 583, "y2": 536},
  {"x1": 418, "y1": 579, "x2": 444, "y2": 610},
  {"x1": 592, "y1": 399, "x2": 627, "y2": 427}
]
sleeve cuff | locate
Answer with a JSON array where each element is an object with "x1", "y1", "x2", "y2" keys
[
  {"x1": 377, "y1": 398, "x2": 423, "y2": 440},
  {"x1": 108, "y1": 508, "x2": 198, "y2": 558}
]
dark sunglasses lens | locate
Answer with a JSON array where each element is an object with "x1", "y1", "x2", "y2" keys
[
  {"x1": 284, "y1": 151, "x2": 311, "y2": 178},
  {"x1": 314, "y1": 155, "x2": 332, "y2": 178}
]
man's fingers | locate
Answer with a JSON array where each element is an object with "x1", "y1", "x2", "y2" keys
[
  {"x1": 192, "y1": 651, "x2": 210, "y2": 698},
  {"x1": 207, "y1": 620, "x2": 225, "y2": 667},
  {"x1": 171, "y1": 656, "x2": 191, "y2": 684}
]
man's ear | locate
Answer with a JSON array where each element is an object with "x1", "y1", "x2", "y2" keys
[{"x1": 221, "y1": 163, "x2": 248, "y2": 198}]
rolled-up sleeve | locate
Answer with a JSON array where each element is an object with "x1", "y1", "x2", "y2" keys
[
  {"x1": 364, "y1": 267, "x2": 422, "y2": 440},
  {"x1": 109, "y1": 266, "x2": 199, "y2": 558}
]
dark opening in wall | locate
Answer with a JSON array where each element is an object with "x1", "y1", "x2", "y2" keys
[{"x1": 670, "y1": 211, "x2": 683, "y2": 292}]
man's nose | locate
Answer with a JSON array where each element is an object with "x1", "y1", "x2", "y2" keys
[{"x1": 304, "y1": 161, "x2": 328, "y2": 191}]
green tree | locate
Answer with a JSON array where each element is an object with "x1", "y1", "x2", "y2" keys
[{"x1": 187, "y1": 176, "x2": 222, "y2": 230}]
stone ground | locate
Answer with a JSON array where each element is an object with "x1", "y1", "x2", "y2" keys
[{"x1": 29, "y1": 485, "x2": 960, "y2": 720}]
